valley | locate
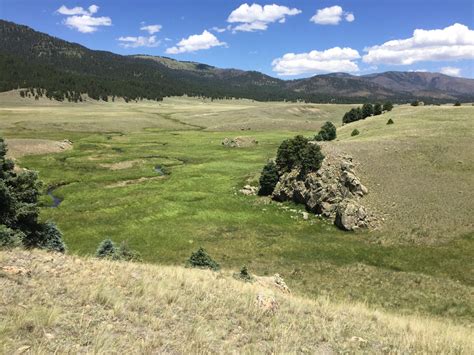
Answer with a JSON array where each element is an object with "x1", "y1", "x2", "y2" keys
[{"x1": 1, "y1": 93, "x2": 472, "y2": 324}]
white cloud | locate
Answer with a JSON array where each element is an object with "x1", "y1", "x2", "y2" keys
[
  {"x1": 166, "y1": 30, "x2": 226, "y2": 54},
  {"x1": 440, "y1": 66, "x2": 461, "y2": 77},
  {"x1": 118, "y1": 35, "x2": 160, "y2": 48},
  {"x1": 64, "y1": 15, "x2": 112, "y2": 33},
  {"x1": 211, "y1": 26, "x2": 226, "y2": 33},
  {"x1": 88, "y1": 5, "x2": 99, "y2": 14},
  {"x1": 310, "y1": 6, "x2": 354, "y2": 25},
  {"x1": 227, "y1": 3, "x2": 301, "y2": 32},
  {"x1": 140, "y1": 24, "x2": 162, "y2": 34},
  {"x1": 57, "y1": 5, "x2": 89, "y2": 16},
  {"x1": 57, "y1": 4, "x2": 111, "y2": 33},
  {"x1": 363, "y1": 23, "x2": 474, "y2": 65},
  {"x1": 272, "y1": 47, "x2": 361, "y2": 76}
]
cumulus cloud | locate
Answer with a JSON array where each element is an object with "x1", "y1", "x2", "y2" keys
[
  {"x1": 227, "y1": 3, "x2": 301, "y2": 32},
  {"x1": 140, "y1": 24, "x2": 162, "y2": 34},
  {"x1": 166, "y1": 30, "x2": 226, "y2": 54},
  {"x1": 56, "y1": 4, "x2": 111, "y2": 33},
  {"x1": 363, "y1": 23, "x2": 474, "y2": 65},
  {"x1": 310, "y1": 6, "x2": 354, "y2": 25},
  {"x1": 118, "y1": 35, "x2": 160, "y2": 48},
  {"x1": 440, "y1": 66, "x2": 461, "y2": 77},
  {"x1": 272, "y1": 47, "x2": 361, "y2": 76}
]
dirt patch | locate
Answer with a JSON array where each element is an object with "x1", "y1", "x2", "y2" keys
[
  {"x1": 105, "y1": 176, "x2": 164, "y2": 188},
  {"x1": 100, "y1": 159, "x2": 143, "y2": 170},
  {"x1": 5, "y1": 139, "x2": 72, "y2": 159}
]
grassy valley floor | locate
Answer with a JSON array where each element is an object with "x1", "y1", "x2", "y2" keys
[{"x1": 0, "y1": 93, "x2": 473, "y2": 324}]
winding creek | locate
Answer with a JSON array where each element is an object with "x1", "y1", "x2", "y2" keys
[
  {"x1": 47, "y1": 187, "x2": 63, "y2": 208},
  {"x1": 46, "y1": 165, "x2": 168, "y2": 208}
]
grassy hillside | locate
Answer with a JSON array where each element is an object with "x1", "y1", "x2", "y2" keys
[
  {"x1": 1, "y1": 249, "x2": 472, "y2": 353},
  {"x1": 0, "y1": 95, "x2": 472, "y2": 323}
]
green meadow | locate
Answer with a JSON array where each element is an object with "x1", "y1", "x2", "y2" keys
[{"x1": 1, "y1": 94, "x2": 472, "y2": 323}]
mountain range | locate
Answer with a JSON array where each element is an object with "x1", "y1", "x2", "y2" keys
[{"x1": 1, "y1": 19, "x2": 473, "y2": 103}]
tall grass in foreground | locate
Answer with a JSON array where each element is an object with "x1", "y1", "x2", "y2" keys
[{"x1": 1, "y1": 249, "x2": 472, "y2": 354}]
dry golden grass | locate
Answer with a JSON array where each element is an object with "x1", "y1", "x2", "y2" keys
[
  {"x1": 1, "y1": 249, "x2": 472, "y2": 354},
  {"x1": 5, "y1": 138, "x2": 72, "y2": 159}
]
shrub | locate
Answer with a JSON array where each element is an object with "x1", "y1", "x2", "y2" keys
[
  {"x1": 96, "y1": 239, "x2": 116, "y2": 258},
  {"x1": 0, "y1": 224, "x2": 23, "y2": 248},
  {"x1": 258, "y1": 161, "x2": 279, "y2": 196},
  {"x1": 95, "y1": 239, "x2": 141, "y2": 261},
  {"x1": 361, "y1": 103, "x2": 374, "y2": 118},
  {"x1": 387, "y1": 118, "x2": 394, "y2": 125},
  {"x1": 351, "y1": 129, "x2": 360, "y2": 136},
  {"x1": 342, "y1": 107, "x2": 362, "y2": 124},
  {"x1": 186, "y1": 247, "x2": 220, "y2": 271},
  {"x1": 117, "y1": 241, "x2": 142, "y2": 261},
  {"x1": 315, "y1": 121, "x2": 337, "y2": 141},
  {"x1": 411, "y1": 101, "x2": 419, "y2": 106},
  {"x1": 300, "y1": 143, "x2": 324, "y2": 176},
  {"x1": 383, "y1": 102, "x2": 393, "y2": 111},
  {"x1": 373, "y1": 103, "x2": 382, "y2": 116},
  {"x1": 276, "y1": 135, "x2": 324, "y2": 176},
  {"x1": 234, "y1": 265, "x2": 254, "y2": 282},
  {"x1": 36, "y1": 222, "x2": 66, "y2": 253},
  {"x1": 454, "y1": 101, "x2": 461, "y2": 106}
]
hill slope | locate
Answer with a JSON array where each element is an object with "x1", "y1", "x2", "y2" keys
[
  {"x1": 1, "y1": 19, "x2": 473, "y2": 103},
  {"x1": 1, "y1": 249, "x2": 472, "y2": 353}
]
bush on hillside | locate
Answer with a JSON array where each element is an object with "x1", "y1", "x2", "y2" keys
[
  {"x1": 117, "y1": 241, "x2": 142, "y2": 261},
  {"x1": 258, "y1": 161, "x2": 279, "y2": 196},
  {"x1": 351, "y1": 129, "x2": 360, "y2": 136},
  {"x1": 95, "y1": 239, "x2": 141, "y2": 261},
  {"x1": 0, "y1": 137, "x2": 66, "y2": 252},
  {"x1": 411, "y1": 101, "x2": 419, "y2": 106},
  {"x1": 0, "y1": 224, "x2": 23, "y2": 248},
  {"x1": 275, "y1": 135, "x2": 324, "y2": 176},
  {"x1": 96, "y1": 239, "x2": 116, "y2": 258},
  {"x1": 187, "y1": 247, "x2": 220, "y2": 271},
  {"x1": 315, "y1": 121, "x2": 337, "y2": 141},
  {"x1": 454, "y1": 101, "x2": 461, "y2": 106},
  {"x1": 234, "y1": 265, "x2": 254, "y2": 282},
  {"x1": 387, "y1": 118, "x2": 394, "y2": 125},
  {"x1": 361, "y1": 103, "x2": 374, "y2": 119},
  {"x1": 343, "y1": 107, "x2": 362, "y2": 124},
  {"x1": 383, "y1": 102, "x2": 393, "y2": 111},
  {"x1": 373, "y1": 103, "x2": 382, "y2": 116}
]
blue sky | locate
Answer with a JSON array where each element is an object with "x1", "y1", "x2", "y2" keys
[{"x1": 1, "y1": 0, "x2": 473, "y2": 78}]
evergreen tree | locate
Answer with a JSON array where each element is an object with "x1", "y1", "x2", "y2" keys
[
  {"x1": 0, "y1": 137, "x2": 66, "y2": 251},
  {"x1": 186, "y1": 247, "x2": 220, "y2": 271},
  {"x1": 275, "y1": 135, "x2": 324, "y2": 177},
  {"x1": 258, "y1": 161, "x2": 279, "y2": 196},
  {"x1": 373, "y1": 103, "x2": 382, "y2": 116},
  {"x1": 361, "y1": 103, "x2": 374, "y2": 118},
  {"x1": 383, "y1": 102, "x2": 393, "y2": 111},
  {"x1": 315, "y1": 121, "x2": 337, "y2": 141},
  {"x1": 95, "y1": 239, "x2": 116, "y2": 258}
]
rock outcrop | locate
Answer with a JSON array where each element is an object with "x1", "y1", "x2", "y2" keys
[
  {"x1": 222, "y1": 136, "x2": 258, "y2": 148},
  {"x1": 272, "y1": 149, "x2": 377, "y2": 231}
]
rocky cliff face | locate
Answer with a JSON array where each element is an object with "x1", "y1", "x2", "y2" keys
[{"x1": 272, "y1": 148, "x2": 377, "y2": 231}]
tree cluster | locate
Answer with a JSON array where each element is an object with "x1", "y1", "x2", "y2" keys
[
  {"x1": 0, "y1": 137, "x2": 65, "y2": 251},
  {"x1": 342, "y1": 102, "x2": 392, "y2": 124},
  {"x1": 259, "y1": 135, "x2": 325, "y2": 196}
]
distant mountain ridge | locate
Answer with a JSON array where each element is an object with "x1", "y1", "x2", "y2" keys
[{"x1": 1, "y1": 19, "x2": 473, "y2": 103}]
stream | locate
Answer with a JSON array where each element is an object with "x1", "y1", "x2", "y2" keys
[{"x1": 47, "y1": 187, "x2": 63, "y2": 208}]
